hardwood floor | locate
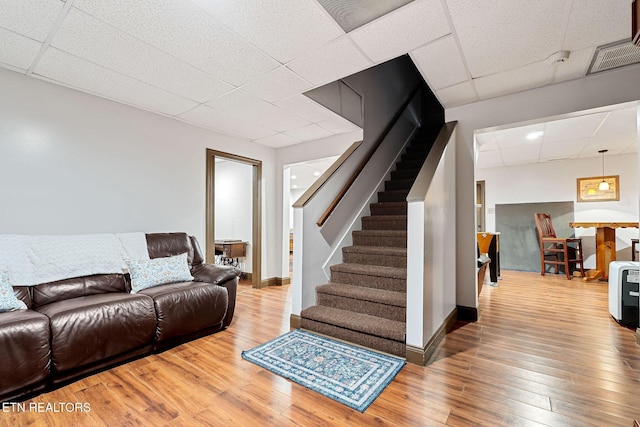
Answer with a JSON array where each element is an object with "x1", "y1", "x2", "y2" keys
[{"x1": 3, "y1": 272, "x2": 639, "y2": 426}]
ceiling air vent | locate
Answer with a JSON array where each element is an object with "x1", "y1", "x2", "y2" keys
[{"x1": 586, "y1": 38, "x2": 640, "y2": 75}]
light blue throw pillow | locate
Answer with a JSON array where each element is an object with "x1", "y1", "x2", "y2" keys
[
  {"x1": 0, "y1": 271, "x2": 28, "y2": 312},
  {"x1": 127, "y1": 253, "x2": 194, "y2": 293}
]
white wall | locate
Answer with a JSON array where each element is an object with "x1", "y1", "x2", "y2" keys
[
  {"x1": 406, "y1": 128, "x2": 457, "y2": 351},
  {"x1": 477, "y1": 153, "x2": 639, "y2": 268},
  {"x1": 447, "y1": 63, "x2": 640, "y2": 311},
  {"x1": 0, "y1": 68, "x2": 281, "y2": 280},
  {"x1": 215, "y1": 159, "x2": 253, "y2": 273}
]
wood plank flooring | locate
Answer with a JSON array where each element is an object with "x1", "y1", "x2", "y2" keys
[{"x1": 3, "y1": 271, "x2": 639, "y2": 426}]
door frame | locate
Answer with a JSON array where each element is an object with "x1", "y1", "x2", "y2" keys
[{"x1": 206, "y1": 149, "x2": 262, "y2": 289}]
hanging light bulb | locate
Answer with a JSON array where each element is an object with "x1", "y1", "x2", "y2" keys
[{"x1": 598, "y1": 149, "x2": 609, "y2": 191}]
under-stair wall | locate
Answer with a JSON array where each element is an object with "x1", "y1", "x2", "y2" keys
[{"x1": 406, "y1": 122, "x2": 458, "y2": 364}]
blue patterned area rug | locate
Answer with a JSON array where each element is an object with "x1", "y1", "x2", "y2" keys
[{"x1": 241, "y1": 329, "x2": 405, "y2": 412}]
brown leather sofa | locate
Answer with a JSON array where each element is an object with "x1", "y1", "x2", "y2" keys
[{"x1": 0, "y1": 232, "x2": 239, "y2": 403}]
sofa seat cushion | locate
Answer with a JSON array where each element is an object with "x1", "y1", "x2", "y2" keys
[
  {"x1": 138, "y1": 281, "x2": 228, "y2": 342},
  {"x1": 0, "y1": 310, "x2": 50, "y2": 400},
  {"x1": 36, "y1": 293, "x2": 156, "y2": 373}
]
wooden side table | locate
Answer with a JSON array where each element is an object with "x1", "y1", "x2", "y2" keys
[
  {"x1": 214, "y1": 240, "x2": 247, "y2": 267},
  {"x1": 569, "y1": 222, "x2": 639, "y2": 281}
]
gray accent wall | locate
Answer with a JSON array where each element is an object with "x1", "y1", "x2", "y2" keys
[{"x1": 495, "y1": 201, "x2": 574, "y2": 272}]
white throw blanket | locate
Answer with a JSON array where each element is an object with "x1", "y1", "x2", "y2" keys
[{"x1": 0, "y1": 233, "x2": 150, "y2": 286}]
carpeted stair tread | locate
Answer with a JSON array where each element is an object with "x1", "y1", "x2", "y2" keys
[
  {"x1": 317, "y1": 283, "x2": 406, "y2": 308},
  {"x1": 300, "y1": 306, "x2": 405, "y2": 342},
  {"x1": 370, "y1": 202, "x2": 407, "y2": 216},
  {"x1": 385, "y1": 178, "x2": 415, "y2": 191},
  {"x1": 331, "y1": 262, "x2": 406, "y2": 279},
  {"x1": 352, "y1": 229, "x2": 407, "y2": 248},
  {"x1": 342, "y1": 245, "x2": 407, "y2": 257},
  {"x1": 361, "y1": 215, "x2": 407, "y2": 230},
  {"x1": 378, "y1": 189, "x2": 410, "y2": 203}
]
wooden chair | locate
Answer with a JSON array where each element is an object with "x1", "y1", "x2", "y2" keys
[
  {"x1": 632, "y1": 238, "x2": 639, "y2": 262},
  {"x1": 534, "y1": 213, "x2": 585, "y2": 280}
]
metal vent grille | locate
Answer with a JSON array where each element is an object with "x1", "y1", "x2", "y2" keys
[{"x1": 587, "y1": 39, "x2": 640, "y2": 75}]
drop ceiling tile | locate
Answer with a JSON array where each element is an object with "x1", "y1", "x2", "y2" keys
[
  {"x1": 410, "y1": 36, "x2": 467, "y2": 90},
  {"x1": 72, "y1": 0, "x2": 279, "y2": 86},
  {"x1": 207, "y1": 90, "x2": 310, "y2": 132},
  {"x1": 0, "y1": 0, "x2": 64, "y2": 41},
  {"x1": 553, "y1": 48, "x2": 593, "y2": 84},
  {"x1": 349, "y1": 0, "x2": 450, "y2": 63},
  {"x1": 493, "y1": 123, "x2": 544, "y2": 149},
  {"x1": 253, "y1": 133, "x2": 302, "y2": 149},
  {"x1": 0, "y1": 28, "x2": 43, "y2": 71},
  {"x1": 435, "y1": 81, "x2": 477, "y2": 108},
  {"x1": 596, "y1": 107, "x2": 638, "y2": 136},
  {"x1": 241, "y1": 67, "x2": 312, "y2": 103},
  {"x1": 475, "y1": 150, "x2": 503, "y2": 169},
  {"x1": 33, "y1": 48, "x2": 198, "y2": 116},
  {"x1": 540, "y1": 138, "x2": 589, "y2": 160},
  {"x1": 474, "y1": 61, "x2": 554, "y2": 100},
  {"x1": 562, "y1": 0, "x2": 631, "y2": 51},
  {"x1": 446, "y1": 0, "x2": 567, "y2": 77},
  {"x1": 316, "y1": 116, "x2": 361, "y2": 133},
  {"x1": 275, "y1": 94, "x2": 344, "y2": 123},
  {"x1": 583, "y1": 132, "x2": 638, "y2": 154},
  {"x1": 284, "y1": 124, "x2": 334, "y2": 140},
  {"x1": 287, "y1": 36, "x2": 372, "y2": 86},
  {"x1": 475, "y1": 133, "x2": 497, "y2": 151},
  {"x1": 178, "y1": 105, "x2": 277, "y2": 140},
  {"x1": 543, "y1": 113, "x2": 607, "y2": 142},
  {"x1": 500, "y1": 144, "x2": 541, "y2": 166},
  {"x1": 191, "y1": 0, "x2": 344, "y2": 63},
  {"x1": 50, "y1": 8, "x2": 233, "y2": 103}
]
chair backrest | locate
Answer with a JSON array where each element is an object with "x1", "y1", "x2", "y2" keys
[{"x1": 534, "y1": 213, "x2": 557, "y2": 240}]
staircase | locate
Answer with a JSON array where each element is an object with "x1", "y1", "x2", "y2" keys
[{"x1": 300, "y1": 127, "x2": 437, "y2": 357}]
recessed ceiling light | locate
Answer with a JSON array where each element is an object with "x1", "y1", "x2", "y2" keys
[
  {"x1": 313, "y1": 171, "x2": 320, "y2": 177},
  {"x1": 526, "y1": 131, "x2": 544, "y2": 140},
  {"x1": 292, "y1": 184, "x2": 298, "y2": 189},
  {"x1": 291, "y1": 175, "x2": 297, "y2": 180}
]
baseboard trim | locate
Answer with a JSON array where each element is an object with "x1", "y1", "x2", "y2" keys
[
  {"x1": 290, "y1": 314, "x2": 301, "y2": 329},
  {"x1": 406, "y1": 308, "x2": 458, "y2": 366},
  {"x1": 457, "y1": 305, "x2": 479, "y2": 321},
  {"x1": 260, "y1": 277, "x2": 290, "y2": 287},
  {"x1": 636, "y1": 328, "x2": 639, "y2": 347}
]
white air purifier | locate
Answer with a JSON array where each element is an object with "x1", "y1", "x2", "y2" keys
[{"x1": 608, "y1": 261, "x2": 639, "y2": 327}]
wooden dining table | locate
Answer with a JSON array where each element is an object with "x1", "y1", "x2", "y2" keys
[{"x1": 569, "y1": 222, "x2": 639, "y2": 281}]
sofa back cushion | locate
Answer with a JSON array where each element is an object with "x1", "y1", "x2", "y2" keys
[
  {"x1": 146, "y1": 233, "x2": 194, "y2": 265},
  {"x1": 13, "y1": 286, "x2": 32, "y2": 308},
  {"x1": 32, "y1": 274, "x2": 127, "y2": 308},
  {"x1": 190, "y1": 236, "x2": 204, "y2": 266}
]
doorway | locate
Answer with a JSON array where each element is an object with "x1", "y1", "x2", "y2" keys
[{"x1": 206, "y1": 149, "x2": 262, "y2": 289}]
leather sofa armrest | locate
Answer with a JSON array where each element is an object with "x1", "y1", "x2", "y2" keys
[{"x1": 191, "y1": 264, "x2": 240, "y2": 327}]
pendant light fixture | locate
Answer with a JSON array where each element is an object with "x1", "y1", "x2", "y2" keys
[{"x1": 598, "y1": 149, "x2": 609, "y2": 191}]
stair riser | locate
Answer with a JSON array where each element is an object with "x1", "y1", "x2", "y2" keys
[
  {"x1": 396, "y1": 160, "x2": 424, "y2": 170},
  {"x1": 330, "y1": 271, "x2": 406, "y2": 292},
  {"x1": 401, "y1": 152, "x2": 428, "y2": 163},
  {"x1": 378, "y1": 191, "x2": 409, "y2": 203},
  {"x1": 385, "y1": 179, "x2": 413, "y2": 191},
  {"x1": 300, "y1": 319, "x2": 405, "y2": 357},
  {"x1": 370, "y1": 203, "x2": 407, "y2": 216},
  {"x1": 390, "y1": 169, "x2": 419, "y2": 180},
  {"x1": 352, "y1": 234, "x2": 406, "y2": 248},
  {"x1": 361, "y1": 218, "x2": 407, "y2": 231},
  {"x1": 342, "y1": 251, "x2": 407, "y2": 268},
  {"x1": 316, "y1": 293, "x2": 406, "y2": 322}
]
